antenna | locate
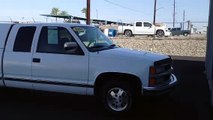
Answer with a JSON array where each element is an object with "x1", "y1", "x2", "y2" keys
[
  {"x1": 9, "y1": 17, "x2": 13, "y2": 22},
  {"x1": 32, "y1": 17, "x2": 35, "y2": 23}
]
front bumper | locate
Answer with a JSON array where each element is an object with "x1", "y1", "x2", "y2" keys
[
  {"x1": 164, "y1": 31, "x2": 171, "y2": 37},
  {"x1": 143, "y1": 74, "x2": 178, "y2": 95}
]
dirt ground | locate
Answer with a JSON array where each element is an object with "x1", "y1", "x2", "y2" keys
[{"x1": 111, "y1": 34, "x2": 207, "y2": 57}]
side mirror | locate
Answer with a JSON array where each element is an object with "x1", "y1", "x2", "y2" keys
[{"x1": 64, "y1": 42, "x2": 78, "y2": 51}]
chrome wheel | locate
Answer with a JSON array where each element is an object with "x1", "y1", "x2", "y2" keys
[
  {"x1": 106, "y1": 87, "x2": 129, "y2": 112},
  {"x1": 124, "y1": 30, "x2": 132, "y2": 37},
  {"x1": 157, "y1": 30, "x2": 164, "y2": 37}
]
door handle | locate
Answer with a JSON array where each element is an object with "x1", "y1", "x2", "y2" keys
[{"x1": 33, "y1": 58, "x2": 41, "y2": 63}]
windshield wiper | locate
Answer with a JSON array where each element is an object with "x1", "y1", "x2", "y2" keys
[
  {"x1": 89, "y1": 45, "x2": 106, "y2": 49},
  {"x1": 89, "y1": 44, "x2": 117, "y2": 52},
  {"x1": 89, "y1": 45, "x2": 107, "y2": 51}
]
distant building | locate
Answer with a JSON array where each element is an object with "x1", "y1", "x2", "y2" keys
[{"x1": 196, "y1": 26, "x2": 208, "y2": 34}]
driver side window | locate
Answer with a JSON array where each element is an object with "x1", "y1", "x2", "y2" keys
[
  {"x1": 144, "y1": 22, "x2": 152, "y2": 28},
  {"x1": 37, "y1": 26, "x2": 82, "y2": 55}
]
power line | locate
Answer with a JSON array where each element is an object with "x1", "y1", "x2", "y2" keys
[{"x1": 104, "y1": 0, "x2": 148, "y2": 14}]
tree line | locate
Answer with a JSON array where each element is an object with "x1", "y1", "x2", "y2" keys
[{"x1": 51, "y1": 7, "x2": 87, "y2": 17}]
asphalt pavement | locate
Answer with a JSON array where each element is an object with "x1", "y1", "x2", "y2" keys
[{"x1": 0, "y1": 56, "x2": 211, "y2": 120}]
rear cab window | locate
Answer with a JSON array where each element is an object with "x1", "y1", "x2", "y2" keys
[
  {"x1": 13, "y1": 27, "x2": 36, "y2": 52},
  {"x1": 136, "y1": 22, "x2": 142, "y2": 27}
]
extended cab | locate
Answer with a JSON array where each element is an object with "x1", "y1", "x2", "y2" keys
[
  {"x1": 0, "y1": 23, "x2": 177, "y2": 113},
  {"x1": 118, "y1": 21, "x2": 171, "y2": 37}
]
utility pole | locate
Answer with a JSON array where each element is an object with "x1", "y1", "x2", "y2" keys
[
  {"x1": 183, "y1": 10, "x2": 185, "y2": 30},
  {"x1": 86, "y1": 0, "x2": 91, "y2": 25},
  {"x1": 187, "y1": 20, "x2": 191, "y2": 30},
  {"x1": 153, "y1": 0, "x2": 157, "y2": 25},
  {"x1": 173, "y1": 0, "x2": 176, "y2": 28}
]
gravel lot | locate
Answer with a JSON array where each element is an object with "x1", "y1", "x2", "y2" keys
[{"x1": 112, "y1": 35, "x2": 207, "y2": 57}]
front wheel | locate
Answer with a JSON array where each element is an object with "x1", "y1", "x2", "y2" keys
[
  {"x1": 101, "y1": 81, "x2": 133, "y2": 114},
  {"x1": 183, "y1": 33, "x2": 189, "y2": 36},
  {"x1": 156, "y1": 30, "x2": 165, "y2": 37}
]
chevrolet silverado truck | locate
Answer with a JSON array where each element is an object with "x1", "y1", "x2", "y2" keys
[
  {"x1": 0, "y1": 23, "x2": 177, "y2": 114},
  {"x1": 118, "y1": 21, "x2": 171, "y2": 37}
]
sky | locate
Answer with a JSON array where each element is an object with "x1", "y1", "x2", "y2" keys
[{"x1": 0, "y1": 0, "x2": 210, "y2": 28}]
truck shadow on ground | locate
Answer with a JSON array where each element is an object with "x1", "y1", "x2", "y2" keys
[{"x1": 0, "y1": 57, "x2": 211, "y2": 120}]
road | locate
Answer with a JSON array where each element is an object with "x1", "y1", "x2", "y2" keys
[{"x1": 0, "y1": 56, "x2": 211, "y2": 120}]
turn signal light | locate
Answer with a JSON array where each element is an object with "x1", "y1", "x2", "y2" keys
[
  {"x1": 149, "y1": 78, "x2": 157, "y2": 87},
  {"x1": 150, "y1": 67, "x2": 156, "y2": 74}
]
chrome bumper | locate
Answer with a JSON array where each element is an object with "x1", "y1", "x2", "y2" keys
[{"x1": 143, "y1": 74, "x2": 178, "y2": 92}]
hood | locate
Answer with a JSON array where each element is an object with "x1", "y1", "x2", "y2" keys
[
  {"x1": 89, "y1": 48, "x2": 170, "y2": 87},
  {"x1": 98, "y1": 48, "x2": 169, "y2": 63}
]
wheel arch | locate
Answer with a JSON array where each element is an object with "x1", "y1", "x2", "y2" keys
[
  {"x1": 156, "y1": 29, "x2": 165, "y2": 34},
  {"x1": 94, "y1": 72, "x2": 142, "y2": 96},
  {"x1": 124, "y1": 29, "x2": 132, "y2": 33},
  {"x1": 156, "y1": 29, "x2": 165, "y2": 37},
  {"x1": 183, "y1": 32, "x2": 189, "y2": 35}
]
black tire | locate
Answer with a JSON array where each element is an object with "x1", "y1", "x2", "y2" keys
[
  {"x1": 183, "y1": 33, "x2": 188, "y2": 37},
  {"x1": 100, "y1": 80, "x2": 134, "y2": 114},
  {"x1": 148, "y1": 35, "x2": 154, "y2": 37},
  {"x1": 124, "y1": 30, "x2": 132, "y2": 37},
  {"x1": 156, "y1": 30, "x2": 165, "y2": 37}
]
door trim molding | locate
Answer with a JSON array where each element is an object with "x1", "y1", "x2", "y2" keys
[{"x1": 4, "y1": 77, "x2": 94, "y2": 88}]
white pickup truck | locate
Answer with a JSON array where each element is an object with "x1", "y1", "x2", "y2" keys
[
  {"x1": 0, "y1": 23, "x2": 177, "y2": 114},
  {"x1": 118, "y1": 21, "x2": 171, "y2": 37}
]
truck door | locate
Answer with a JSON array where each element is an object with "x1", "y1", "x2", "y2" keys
[
  {"x1": 135, "y1": 22, "x2": 144, "y2": 34},
  {"x1": 143, "y1": 22, "x2": 155, "y2": 35},
  {"x1": 176, "y1": 28, "x2": 182, "y2": 35},
  {"x1": 31, "y1": 26, "x2": 89, "y2": 95},
  {"x1": 3, "y1": 25, "x2": 36, "y2": 89}
]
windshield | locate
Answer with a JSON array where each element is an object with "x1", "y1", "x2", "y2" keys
[{"x1": 71, "y1": 26, "x2": 116, "y2": 52}]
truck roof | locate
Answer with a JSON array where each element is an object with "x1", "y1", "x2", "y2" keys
[
  {"x1": 0, "y1": 23, "x2": 93, "y2": 49},
  {"x1": 0, "y1": 23, "x2": 91, "y2": 27}
]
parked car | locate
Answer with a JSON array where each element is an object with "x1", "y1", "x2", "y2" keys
[
  {"x1": 0, "y1": 23, "x2": 177, "y2": 114},
  {"x1": 118, "y1": 21, "x2": 171, "y2": 37},
  {"x1": 170, "y1": 27, "x2": 191, "y2": 36}
]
